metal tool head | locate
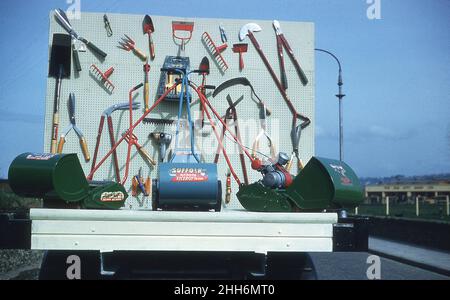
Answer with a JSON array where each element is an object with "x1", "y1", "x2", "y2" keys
[
  {"x1": 104, "y1": 14, "x2": 113, "y2": 37},
  {"x1": 199, "y1": 57, "x2": 210, "y2": 75},
  {"x1": 68, "y1": 93, "x2": 76, "y2": 125},
  {"x1": 143, "y1": 15, "x2": 154, "y2": 34},
  {"x1": 239, "y1": 23, "x2": 261, "y2": 41},
  {"x1": 232, "y1": 43, "x2": 248, "y2": 53},
  {"x1": 49, "y1": 33, "x2": 72, "y2": 78},
  {"x1": 54, "y1": 9, "x2": 77, "y2": 38},
  {"x1": 104, "y1": 102, "x2": 140, "y2": 116},
  {"x1": 273, "y1": 20, "x2": 282, "y2": 35},
  {"x1": 291, "y1": 125, "x2": 302, "y2": 153},
  {"x1": 118, "y1": 34, "x2": 135, "y2": 51}
]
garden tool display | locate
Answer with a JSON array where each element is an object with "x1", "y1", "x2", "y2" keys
[
  {"x1": 150, "y1": 133, "x2": 173, "y2": 162},
  {"x1": 214, "y1": 95, "x2": 249, "y2": 185},
  {"x1": 57, "y1": 93, "x2": 90, "y2": 162},
  {"x1": 118, "y1": 34, "x2": 147, "y2": 61},
  {"x1": 104, "y1": 14, "x2": 113, "y2": 37},
  {"x1": 54, "y1": 8, "x2": 107, "y2": 59},
  {"x1": 232, "y1": 44, "x2": 248, "y2": 71},
  {"x1": 144, "y1": 63, "x2": 151, "y2": 111},
  {"x1": 172, "y1": 21, "x2": 194, "y2": 56},
  {"x1": 239, "y1": 23, "x2": 311, "y2": 145},
  {"x1": 122, "y1": 132, "x2": 156, "y2": 167},
  {"x1": 49, "y1": 33, "x2": 71, "y2": 154},
  {"x1": 202, "y1": 32, "x2": 229, "y2": 73},
  {"x1": 89, "y1": 64, "x2": 115, "y2": 93},
  {"x1": 219, "y1": 24, "x2": 228, "y2": 44},
  {"x1": 273, "y1": 20, "x2": 309, "y2": 89},
  {"x1": 143, "y1": 15, "x2": 156, "y2": 60},
  {"x1": 89, "y1": 102, "x2": 141, "y2": 183}
]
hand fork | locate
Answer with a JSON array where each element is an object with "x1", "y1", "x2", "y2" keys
[{"x1": 118, "y1": 34, "x2": 147, "y2": 61}]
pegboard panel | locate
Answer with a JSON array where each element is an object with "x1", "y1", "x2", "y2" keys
[{"x1": 44, "y1": 12, "x2": 315, "y2": 211}]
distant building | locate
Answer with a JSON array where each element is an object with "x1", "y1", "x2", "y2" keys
[{"x1": 365, "y1": 181, "x2": 450, "y2": 204}]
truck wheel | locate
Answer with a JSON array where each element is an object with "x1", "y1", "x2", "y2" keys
[
  {"x1": 266, "y1": 252, "x2": 317, "y2": 280},
  {"x1": 39, "y1": 251, "x2": 101, "y2": 280}
]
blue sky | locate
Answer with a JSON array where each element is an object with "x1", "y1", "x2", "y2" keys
[{"x1": 0, "y1": 0, "x2": 449, "y2": 178}]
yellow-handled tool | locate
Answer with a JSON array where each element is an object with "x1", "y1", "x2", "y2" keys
[
  {"x1": 144, "y1": 63, "x2": 151, "y2": 111},
  {"x1": 57, "y1": 93, "x2": 90, "y2": 162}
]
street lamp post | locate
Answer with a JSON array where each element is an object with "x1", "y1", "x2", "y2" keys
[{"x1": 315, "y1": 48, "x2": 346, "y2": 162}]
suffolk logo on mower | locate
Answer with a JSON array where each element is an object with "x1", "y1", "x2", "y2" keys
[
  {"x1": 330, "y1": 164, "x2": 353, "y2": 186},
  {"x1": 100, "y1": 192, "x2": 125, "y2": 202},
  {"x1": 169, "y1": 168, "x2": 209, "y2": 183}
]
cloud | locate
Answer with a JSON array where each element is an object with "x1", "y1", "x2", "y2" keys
[{"x1": 347, "y1": 125, "x2": 419, "y2": 143}]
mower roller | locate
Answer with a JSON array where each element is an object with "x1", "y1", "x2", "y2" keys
[{"x1": 8, "y1": 153, "x2": 127, "y2": 210}]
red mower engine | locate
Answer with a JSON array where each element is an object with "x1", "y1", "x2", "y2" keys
[{"x1": 255, "y1": 153, "x2": 293, "y2": 189}]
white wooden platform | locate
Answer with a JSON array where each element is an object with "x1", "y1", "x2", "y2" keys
[{"x1": 30, "y1": 209, "x2": 337, "y2": 253}]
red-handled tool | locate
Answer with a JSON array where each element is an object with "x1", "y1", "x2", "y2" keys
[
  {"x1": 172, "y1": 21, "x2": 194, "y2": 56},
  {"x1": 232, "y1": 44, "x2": 248, "y2": 71},
  {"x1": 89, "y1": 102, "x2": 140, "y2": 182},
  {"x1": 144, "y1": 63, "x2": 151, "y2": 111},
  {"x1": 90, "y1": 64, "x2": 115, "y2": 93},
  {"x1": 143, "y1": 15, "x2": 155, "y2": 60},
  {"x1": 273, "y1": 20, "x2": 309, "y2": 88},
  {"x1": 202, "y1": 32, "x2": 228, "y2": 73}
]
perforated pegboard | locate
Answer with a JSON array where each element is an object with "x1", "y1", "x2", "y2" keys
[{"x1": 44, "y1": 12, "x2": 315, "y2": 211}]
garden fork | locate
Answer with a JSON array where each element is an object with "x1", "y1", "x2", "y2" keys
[{"x1": 118, "y1": 34, "x2": 147, "y2": 61}]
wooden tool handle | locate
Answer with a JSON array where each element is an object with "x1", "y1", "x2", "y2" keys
[
  {"x1": 51, "y1": 113, "x2": 59, "y2": 154},
  {"x1": 239, "y1": 53, "x2": 244, "y2": 71},
  {"x1": 80, "y1": 137, "x2": 91, "y2": 162},
  {"x1": 297, "y1": 158, "x2": 304, "y2": 172},
  {"x1": 134, "y1": 48, "x2": 148, "y2": 61},
  {"x1": 285, "y1": 154, "x2": 295, "y2": 173},
  {"x1": 139, "y1": 147, "x2": 156, "y2": 166},
  {"x1": 149, "y1": 34, "x2": 155, "y2": 60},
  {"x1": 144, "y1": 82, "x2": 150, "y2": 111},
  {"x1": 57, "y1": 136, "x2": 65, "y2": 154}
]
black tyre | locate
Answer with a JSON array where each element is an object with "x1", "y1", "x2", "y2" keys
[{"x1": 265, "y1": 252, "x2": 317, "y2": 280}]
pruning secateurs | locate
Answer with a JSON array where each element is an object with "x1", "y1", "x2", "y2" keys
[{"x1": 57, "y1": 93, "x2": 90, "y2": 162}]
